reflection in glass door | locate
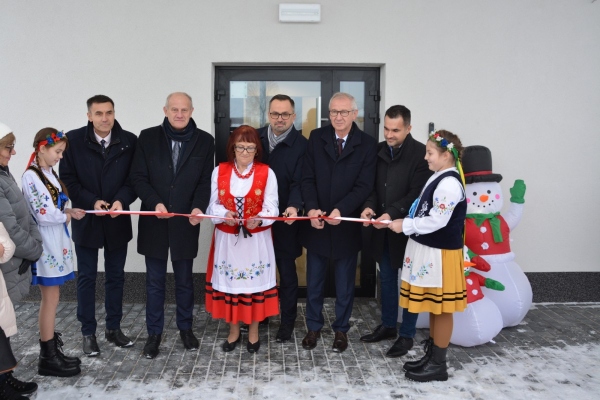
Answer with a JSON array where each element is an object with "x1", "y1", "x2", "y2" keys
[
  {"x1": 229, "y1": 81, "x2": 321, "y2": 140},
  {"x1": 214, "y1": 66, "x2": 380, "y2": 297}
]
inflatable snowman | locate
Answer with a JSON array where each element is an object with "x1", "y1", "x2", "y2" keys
[
  {"x1": 450, "y1": 248, "x2": 504, "y2": 347},
  {"x1": 462, "y1": 145, "x2": 532, "y2": 328}
]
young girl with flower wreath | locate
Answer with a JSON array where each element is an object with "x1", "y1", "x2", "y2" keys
[
  {"x1": 388, "y1": 129, "x2": 467, "y2": 382},
  {"x1": 21, "y1": 128, "x2": 86, "y2": 377}
]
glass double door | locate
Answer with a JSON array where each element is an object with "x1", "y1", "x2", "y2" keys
[{"x1": 214, "y1": 66, "x2": 380, "y2": 297}]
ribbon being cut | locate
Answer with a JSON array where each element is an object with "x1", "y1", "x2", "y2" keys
[{"x1": 84, "y1": 210, "x2": 391, "y2": 225}]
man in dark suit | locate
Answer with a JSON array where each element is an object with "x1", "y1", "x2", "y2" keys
[
  {"x1": 360, "y1": 105, "x2": 432, "y2": 357},
  {"x1": 60, "y1": 95, "x2": 137, "y2": 356},
  {"x1": 258, "y1": 94, "x2": 307, "y2": 343},
  {"x1": 130, "y1": 92, "x2": 215, "y2": 359},
  {"x1": 301, "y1": 92, "x2": 377, "y2": 353}
]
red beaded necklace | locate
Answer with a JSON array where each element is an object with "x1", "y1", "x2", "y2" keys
[{"x1": 233, "y1": 161, "x2": 255, "y2": 179}]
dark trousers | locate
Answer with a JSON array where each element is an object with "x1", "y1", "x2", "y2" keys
[
  {"x1": 305, "y1": 250, "x2": 357, "y2": 333},
  {"x1": 380, "y1": 236, "x2": 418, "y2": 338},
  {"x1": 276, "y1": 257, "x2": 298, "y2": 325},
  {"x1": 75, "y1": 243, "x2": 127, "y2": 336},
  {"x1": 145, "y1": 256, "x2": 194, "y2": 335}
]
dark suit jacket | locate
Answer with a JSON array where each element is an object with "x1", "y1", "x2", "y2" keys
[
  {"x1": 363, "y1": 134, "x2": 432, "y2": 268},
  {"x1": 259, "y1": 125, "x2": 308, "y2": 259},
  {"x1": 130, "y1": 121, "x2": 215, "y2": 261},
  {"x1": 60, "y1": 120, "x2": 138, "y2": 251},
  {"x1": 301, "y1": 122, "x2": 377, "y2": 259}
]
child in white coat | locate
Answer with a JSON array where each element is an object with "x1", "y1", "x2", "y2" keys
[{"x1": 1, "y1": 221, "x2": 39, "y2": 397}]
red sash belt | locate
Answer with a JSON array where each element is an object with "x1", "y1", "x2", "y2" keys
[{"x1": 216, "y1": 223, "x2": 270, "y2": 235}]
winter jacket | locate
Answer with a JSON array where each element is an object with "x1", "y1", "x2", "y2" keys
[
  {"x1": 0, "y1": 222, "x2": 17, "y2": 336},
  {"x1": 0, "y1": 166, "x2": 43, "y2": 302},
  {"x1": 130, "y1": 122, "x2": 215, "y2": 261},
  {"x1": 362, "y1": 135, "x2": 432, "y2": 268},
  {"x1": 301, "y1": 123, "x2": 377, "y2": 259},
  {"x1": 59, "y1": 120, "x2": 138, "y2": 250},
  {"x1": 258, "y1": 126, "x2": 308, "y2": 259}
]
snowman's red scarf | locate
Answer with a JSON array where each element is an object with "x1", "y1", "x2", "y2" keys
[{"x1": 466, "y1": 212, "x2": 503, "y2": 243}]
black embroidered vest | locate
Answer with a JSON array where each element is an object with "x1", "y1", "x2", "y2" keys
[{"x1": 410, "y1": 170, "x2": 466, "y2": 250}]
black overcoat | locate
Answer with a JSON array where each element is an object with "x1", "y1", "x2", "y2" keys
[
  {"x1": 301, "y1": 123, "x2": 377, "y2": 259},
  {"x1": 130, "y1": 122, "x2": 215, "y2": 261},
  {"x1": 258, "y1": 125, "x2": 307, "y2": 259},
  {"x1": 60, "y1": 121, "x2": 137, "y2": 251},
  {"x1": 362, "y1": 134, "x2": 432, "y2": 268}
]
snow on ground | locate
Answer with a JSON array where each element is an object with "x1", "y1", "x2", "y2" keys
[{"x1": 30, "y1": 342, "x2": 600, "y2": 400}]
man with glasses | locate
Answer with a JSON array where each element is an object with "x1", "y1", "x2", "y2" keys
[
  {"x1": 301, "y1": 92, "x2": 377, "y2": 352},
  {"x1": 130, "y1": 92, "x2": 215, "y2": 359},
  {"x1": 359, "y1": 105, "x2": 432, "y2": 358},
  {"x1": 60, "y1": 95, "x2": 138, "y2": 356},
  {"x1": 257, "y1": 94, "x2": 308, "y2": 343}
]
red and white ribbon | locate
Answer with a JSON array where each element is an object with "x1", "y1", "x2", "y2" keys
[{"x1": 84, "y1": 210, "x2": 391, "y2": 224}]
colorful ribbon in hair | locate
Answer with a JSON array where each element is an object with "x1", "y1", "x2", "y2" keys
[
  {"x1": 38, "y1": 130, "x2": 65, "y2": 148},
  {"x1": 26, "y1": 130, "x2": 66, "y2": 169}
]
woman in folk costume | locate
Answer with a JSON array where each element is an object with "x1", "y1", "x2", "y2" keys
[
  {"x1": 22, "y1": 128, "x2": 85, "y2": 377},
  {"x1": 389, "y1": 130, "x2": 467, "y2": 382},
  {"x1": 205, "y1": 125, "x2": 279, "y2": 354}
]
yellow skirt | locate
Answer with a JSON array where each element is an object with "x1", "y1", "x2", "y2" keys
[{"x1": 399, "y1": 248, "x2": 467, "y2": 315}]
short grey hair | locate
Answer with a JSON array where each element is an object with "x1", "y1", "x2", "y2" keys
[
  {"x1": 328, "y1": 92, "x2": 357, "y2": 110},
  {"x1": 165, "y1": 92, "x2": 193, "y2": 108}
]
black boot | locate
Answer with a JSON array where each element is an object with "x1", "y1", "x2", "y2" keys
[
  {"x1": 0, "y1": 376, "x2": 28, "y2": 400},
  {"x1": 405, "y1": 344, "x2": 448, "y2": 382},
  {"x1": 38, "y1": 339, "x2": 81, "y2": 377},
  {"x1": 403, "y1": 337, "x2": 433, "y2": 371},
  {"x1": 4, "y1": 372, "x2": 37, "y2": 396},
  {"x1": 53, "y1": 332, "x2": 81, "y2": 367}
]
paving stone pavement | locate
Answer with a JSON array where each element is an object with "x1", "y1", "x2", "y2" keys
[{"x1": 9, "y1": 300, "x2": 600, "y2": 400}]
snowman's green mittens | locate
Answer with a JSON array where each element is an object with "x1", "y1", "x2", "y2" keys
[
  {"x1": 484, "y1": 278, "x2": 505, "y2": 291},
  {"x1": 510, "y1": 179, "x2": 526, "y2": 204}
]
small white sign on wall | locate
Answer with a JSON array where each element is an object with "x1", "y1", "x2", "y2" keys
[{"x1": 279, "y1": 4, "x2": 321, "y2": 23}]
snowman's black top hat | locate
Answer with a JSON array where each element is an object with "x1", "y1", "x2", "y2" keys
[{"x1": 462, "y1": 145, "x2": 503, "y2": 184}]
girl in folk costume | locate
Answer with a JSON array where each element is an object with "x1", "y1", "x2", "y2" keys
[
  {"x1": 22, "y1": 128, "x2": 85, "y2": 377},
  {"x1": 388, "y1": 130, "x2": 467, "y2": 382},
  {"x1": 205, "y1": 125, "x2": 279, "y2": 354}
]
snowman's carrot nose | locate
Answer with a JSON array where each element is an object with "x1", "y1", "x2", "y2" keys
[{"x1": 479, "y1": 194, "x2": 489, "y2": 202}]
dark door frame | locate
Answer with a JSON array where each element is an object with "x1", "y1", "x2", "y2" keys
[{"x1": 214, "y1": 65, "x2": 380, "y2": 297}]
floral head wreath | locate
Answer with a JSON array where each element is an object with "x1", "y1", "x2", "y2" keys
[
  {"x1": 429, "y1": 131, "x2": 459, "y2": 161},
  {"x1": 38, "y1": 130, "x2": 65, "y2": 149},
  {"x1": 26, "y1": 130, "x2": 66, "y2": 169},
  {"x1": 429, "y1": 130, "x2": 466, "y2": 187}
]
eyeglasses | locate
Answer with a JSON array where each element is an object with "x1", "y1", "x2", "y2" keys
[
  {"x1": 329, "y1": 110, "x2": 355, "y2": 117},
  {"x1": 234, "y1": 145, "x2": 257, "y2": 154},
  {"x1": 4, "y1": 145, "x2": 15, "y2": 150},
  {"x1": 269, "y1": 112, "x2": 294, "y2": 120}
]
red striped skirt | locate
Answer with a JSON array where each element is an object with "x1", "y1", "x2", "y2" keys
[
  {"x1": 204, "y1": 231, "x2": 279, "y2": 324},
  {"x1": 205, "y1": 283, "x2": 279, "y2": 325}
]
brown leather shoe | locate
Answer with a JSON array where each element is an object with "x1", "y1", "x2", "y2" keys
[
  {"x1": 302, "y1": 330, "x2": 321, "y2": 350},
  {"x1": 332, "y1": 331, "x2": 348, "y2": 353}
]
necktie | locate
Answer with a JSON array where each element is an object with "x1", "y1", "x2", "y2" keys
[
  {"x1": 100, "y1": 139, "x2": 107, "y2": 159},
  {"x1": 172, "y1": 141, "x2": 181, "y2": 173},
  {"x1": 389, "y1": 146, "x2": 394, "y2": 159},
  {"x1": 336, "y1": 138, "x2": 344, "y2": 158}
]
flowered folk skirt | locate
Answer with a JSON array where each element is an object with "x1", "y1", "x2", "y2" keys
[
  {"x1": 400, "y1": 244, "x2": 467, "y2": 315},
  {"x1": 204, "y1": 229, "x2": 279, "y2": 324}
]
